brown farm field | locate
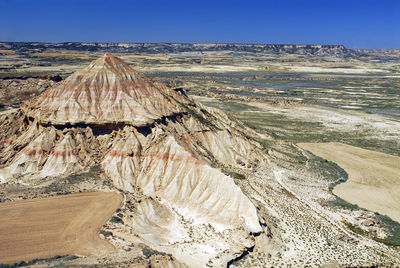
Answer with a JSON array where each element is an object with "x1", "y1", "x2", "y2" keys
[
  {"x1": 0, "y1": 191, "x2": 122, "y2": 265},
  {"x1": 298, "y1": 142, "x2": 400, "y2": 223}
]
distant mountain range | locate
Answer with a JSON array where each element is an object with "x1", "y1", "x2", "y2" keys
[{"x1": 0, "y1": 42, "x2": 361, "y2": 57}]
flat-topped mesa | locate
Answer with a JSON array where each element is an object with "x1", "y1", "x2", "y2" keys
[{"x1": 23, "y1": 53, "x2": 183, "y2": 126}]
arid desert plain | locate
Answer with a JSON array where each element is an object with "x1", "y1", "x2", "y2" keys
[{"x1": 0, "y1": 43, "x2": 399, "y2": 267}]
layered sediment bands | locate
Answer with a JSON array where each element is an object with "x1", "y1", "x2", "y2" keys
[
  {"x1": 24, "y1": 53, "x2": 185, "y2": 126},
  {"x1": 40, "y1": 134, "x2": 82, "y2": 176},
  {"x1": 0, "y1": 128, "x2": 87, "y2": 181},
  {"x1": 189, "y1": 129, "x2": 261, "y2": 168},
  {"x1": 0, "y1": 53, "x2": 266, "y2": 266},
  {"x1": 0, "y1": 118, "x2": 39, "y2": 159},
  {"x1": 0, "y1": 128, "x2": 55, "y2": 180},
  {"x1": 102, "y1": 132, "x2": 262, "y2": 233},
  {"x1": 168, "y1": 110, "x2": 266, "y2": 170}
]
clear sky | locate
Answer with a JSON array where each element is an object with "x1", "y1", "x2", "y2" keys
[{"x1": 1, "y1": 0, "x2": 399, "y2": 49}]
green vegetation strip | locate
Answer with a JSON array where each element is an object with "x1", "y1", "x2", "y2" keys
[{"x1": 0, "y1": 255, "x2": 78, "y2": 268}]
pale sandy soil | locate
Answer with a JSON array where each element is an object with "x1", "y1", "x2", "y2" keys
[
  {"x1": 138, "y1": 64, "x2": 261, "y2": 73},
  {"x1": 298, "y1": 142, "x2": 400, "y2": 223},
  {"x1": 278, "y1": 65, "x2": 388, "y2": 74},
  {"x1": 0, "y1": 191, "x2": 122, "y2": 264},
  {"x1": 19, "y1": 64, "x2": 86, "y2": 73},
  {"x1": 249, "y1": 103, "x2": 400, "y2": 142}
]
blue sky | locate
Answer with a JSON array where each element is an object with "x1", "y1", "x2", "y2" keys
[{"x1": 0, "y1": 0, "x2": 399, "y2": 49}]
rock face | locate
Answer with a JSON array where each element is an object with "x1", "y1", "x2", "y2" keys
[
  {"x1": 24, "y1": 53, "x2": 182, "y2": 126},
  {"x1": 0, "y1": 53, "x2": 265, "y2": 267}
]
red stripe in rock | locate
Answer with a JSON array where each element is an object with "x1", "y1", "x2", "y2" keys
[
  {"x1": 22, "y1": 149, "x2": 44, "y2": 156},
  {"x1": 50, "y1": 151, "x2": 75, "y2": 157}
]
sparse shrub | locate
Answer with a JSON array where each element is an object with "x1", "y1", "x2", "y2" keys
[
  {"x1": 223, "y1": 170, "x2": 246, "y2": 180},
  {"x1": 110, "y1": 216, "x2": 123, "y2": 224},
  {"x1": 100, "y1": 230, "x2": 113, "y2": 237},
  {"x1": 326, "y1": 197, "x2": 360, "y2": 211},
  {"x1": 0, "y1": 255, "x2": 78, "y2": 268},
  {"x1": 374, "y1": 213, "x2": 400, "y2": 246},
  {"x1": 142, "y1": 247, "x2": 165, "y2": 258},
  {"x1": 89, "y1": 165, "x2": 101, "y2": 174}
]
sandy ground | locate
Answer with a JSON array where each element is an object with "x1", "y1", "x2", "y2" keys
[
  {"x1": 0, "y1": 191, "x2": 122, "y2": 264},
  {"x1": 283, "y1": 65, "x2": 388, "y2": 74},
  {"x1": 249, "y1": 103, "x2": 400, "y2": 142},
  {"x1": 298, "y1": 142, "x2": 400, "y2": 223},
  {"x1": 18, "y1": 64, "x2": 86, "y2": 73},
  {"x1": 138, "y1": 64, "x2": 261, "y2": 73}
]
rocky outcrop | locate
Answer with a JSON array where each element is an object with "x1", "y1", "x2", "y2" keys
[
  {"x1": 0, "y1": 53, "x2": 265, "y2": 267},
  {"x1": 24, "y1": 53, "x2": 184, "y2": 126},
  {"x1": 102, "y1": 131, "x2": 261, "y2": 232}
]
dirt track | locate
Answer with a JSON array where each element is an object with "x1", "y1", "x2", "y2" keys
[
  {"x1": 0, "y1": 191, "x2": 122, "y2": 264},
  {"x1": 299, "y1": 142, "x2": 400, "y2": 223}
]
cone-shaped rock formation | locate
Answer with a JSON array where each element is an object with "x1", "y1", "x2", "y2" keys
[
  {"x1": 24, "y1": 53, "x2": 183, "y2": 126},
  {"x1": 0, "y1": 53, "x2": 267, "y2": 267}
]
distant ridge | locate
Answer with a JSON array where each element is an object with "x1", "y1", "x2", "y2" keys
[{"x1": 0, "y1": 42, "x2": 357, "y2": 57}]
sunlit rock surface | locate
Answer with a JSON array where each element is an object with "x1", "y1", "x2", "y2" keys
[
  {"x1": 24, "y1": 53, "x2": 183, "y2": 126},
  {"x1": 0, "y1": 53, "x2": 264, "y2": 267}
]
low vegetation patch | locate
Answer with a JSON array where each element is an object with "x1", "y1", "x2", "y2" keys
[
  {"x1": 0, "y1": 255, "x2": 78, "y2": 268},
  {"x1": 68, "y1": 165, "x2": 101, "y2": 184},
  {"x1": 374, "y1": 214, "x2": 400, "y2": 247},
  {"x1": 141, "y1": 248, "x2": 166, "y2": 258},
  {"x1": 110, "y1": 216, "x2": 124, "y2": 224},
  {"x1": 326, "y1": 197, "x2": 360, "y2": 211},
  {"x1": 224, "y1": 170, "x2": 246, "y2": 180},
  {"x1": 100, "y1": 230, "x2": 113, "y2": 238},
  {"x1": 344, "y1": 220, "x2": 400, "y2": 247}
]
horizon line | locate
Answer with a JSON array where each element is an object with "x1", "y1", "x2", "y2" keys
[{"x1": 1, "y1": 41, "x2": 399, "y2": 50}]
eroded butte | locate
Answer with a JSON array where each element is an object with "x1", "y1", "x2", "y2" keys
[{"x1": 0, "y1": 53, "x2": 264, "y2": 267}]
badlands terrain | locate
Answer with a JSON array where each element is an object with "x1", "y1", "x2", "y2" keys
[{"x1": 0, "y1": 43, "x2": 399, "y2": 267}]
